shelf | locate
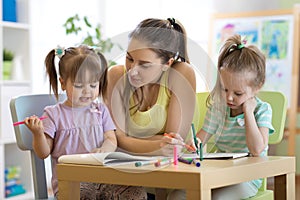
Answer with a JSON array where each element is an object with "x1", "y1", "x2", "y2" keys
[
  {"x1": 4, "y1": 191, "x2": 34, "y2": 200},
  {"x1": 2, "y1": 21, "x2": 30, "y2": 30},
  {"x1": 0, "y1": 0, "x2": 33, "y2": 199}
]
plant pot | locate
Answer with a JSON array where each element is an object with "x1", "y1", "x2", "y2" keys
[{"x1": 3, "y1": 61, "x2": 13, "y2": 80}]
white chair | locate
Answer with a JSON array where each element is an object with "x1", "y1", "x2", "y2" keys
[{"x1": 10, "y1": 94, "x2": 65, "y2": 199}]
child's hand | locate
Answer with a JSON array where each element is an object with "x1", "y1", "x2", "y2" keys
[
  {"x1": 24, "y1": 115, "x2": 44, "y2": 135},
  {"x1": 242, "y1": 97, "x2": 257, "y2": 113}
]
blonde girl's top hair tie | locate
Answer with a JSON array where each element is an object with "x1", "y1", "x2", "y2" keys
[
  {"x1": 238, "y1": 35, "x2": 248, "y2": 50},
  {"x1": 55, "y1": 45, "x2": 65, "y2": 59}
]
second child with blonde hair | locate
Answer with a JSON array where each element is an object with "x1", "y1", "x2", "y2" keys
[{"x1": 197, "y1": 34, "x2": 274, "y2": 199}]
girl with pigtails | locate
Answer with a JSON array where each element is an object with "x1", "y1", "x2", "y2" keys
[
  {"x1": 197, "y1": 34, "x2": 274, "y2": 199},
  {"x1": 23, "y1": 45, "x2": 147, "y2": 199}
]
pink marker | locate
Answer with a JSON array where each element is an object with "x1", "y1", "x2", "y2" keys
[
  {"x1": 173, "y1": 146, "x2": 178, "y2": 165},
  {"x1": 13, "y1": 116, "x2": 48, "y2": 126}
]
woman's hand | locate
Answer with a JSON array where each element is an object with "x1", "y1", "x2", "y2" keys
[{"x1": 160, "y1": 133, "x2": 185, "y2": 156}]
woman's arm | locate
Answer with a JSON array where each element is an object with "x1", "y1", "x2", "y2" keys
[{"x1": 166, "y1": 62, "x2": 196, "y2": 140}]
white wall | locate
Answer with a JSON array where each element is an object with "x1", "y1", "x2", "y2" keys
[
  {"x1": 30, "y1": 0, "x2": 105, "y2": 93},
  {"x1": 30, "y1": 0, "x2": 214, "y2": 93},
  {"x1": 30, "y1": 0, "x2": 299, "y2": 93}
]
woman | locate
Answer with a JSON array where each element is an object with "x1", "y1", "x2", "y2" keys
[{"x1": 104, "y1": 18, "x2": 196, "y2": 199}]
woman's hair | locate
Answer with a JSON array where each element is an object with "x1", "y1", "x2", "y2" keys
[
  {"x1": 45, "y1": 45, "x2": 108, "y2": 100},
  {"x1": 209, "y1": 34, "x2": 266, "y2": 105},
  {"x1": 128, "y1": 18, "x2": 189, "y2": 64}
]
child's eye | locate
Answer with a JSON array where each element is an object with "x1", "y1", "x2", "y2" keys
[
  {"x1": 73, "y1": 84, "x2": 83, "y2": 88},
  {"x1": 235, "y1": 93, "x2": 243, "y2": 96},
  {"x1": 90, "y1": 84, "x2": 97, "y2": 88},
  {"x1": 221, "y1": 87, "x2": 227, "y2": 92}
]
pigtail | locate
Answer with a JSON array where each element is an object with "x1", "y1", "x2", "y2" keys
[
  {"x1": 96, "y1": 51, "x2": 108, "y2": 97},
  {"x1": 44, "y1": 49, "x2": 59, "y2": 100}
]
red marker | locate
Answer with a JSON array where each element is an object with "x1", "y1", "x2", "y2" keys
[
  {"x1": 164, "y1": 133, "x2": 196, "y2": 152},
  {"x1": 13, "y1": 116, "x2": 48, "y2": 126}
]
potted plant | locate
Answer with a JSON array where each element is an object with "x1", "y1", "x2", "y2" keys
[
  {"x1": 63, "y1": 14, "x2": 122, "y2": 66},
  {"x1": 3, "y1": 48, "x2": 14, "y2": 80}
]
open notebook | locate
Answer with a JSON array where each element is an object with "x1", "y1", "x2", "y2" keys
[
  {"x1": 58, "y1": 152, "x2": 164, "y2": 166},
  {"x1": 183, "y1": 152, "x2": 249, "y2": 160}
]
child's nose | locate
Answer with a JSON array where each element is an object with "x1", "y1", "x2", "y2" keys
[
  {"x1": 226, "y1": 93, "x2": 233, "y2": 101},
  {"x1": 82, "y1": 85, "x2": 90, "y2": 93}
]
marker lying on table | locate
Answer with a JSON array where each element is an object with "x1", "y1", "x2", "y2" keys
[
  {"x1": 135, "y1": 160, "x2": 158, "y2": 167},
  {"x1": 154, "y1": 158, "x2": 173, "y2": 167},
  {"x1": 178, "y1": 157, "x2": 193, "y2": 164},
  {"x1": 192, "y1": 158, "x2": 201, "y2": 167},
  {"x1": 163, "y1": 133, "x2": 196, "y2": 152},
  {"x1": 13, "y1": 116, "x2": 48, "y2": 126}
]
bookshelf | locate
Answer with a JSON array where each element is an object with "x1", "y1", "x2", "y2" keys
[{"x1": 0, "y1": 0, "x2": 33, "y2": 199}]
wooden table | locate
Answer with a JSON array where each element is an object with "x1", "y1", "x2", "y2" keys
[{"x1": 57, "y1": 156, "x2": 295, "y2": 199}]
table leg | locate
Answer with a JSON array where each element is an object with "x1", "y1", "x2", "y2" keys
[
  {"x1": 58, "y1": 180, "x2": 80, "y2": 200},
  {"x1": 274, "y1": 173, "x2": 295, "y2": 200}
]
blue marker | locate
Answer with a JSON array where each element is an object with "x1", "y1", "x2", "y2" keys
[{"x1": 192, "y1": 159, "x2": 201, "y2": 167}]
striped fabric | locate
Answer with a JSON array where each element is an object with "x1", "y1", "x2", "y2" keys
[{"x1": 202, "y1": 97, "x2": 274, "y2": 189}]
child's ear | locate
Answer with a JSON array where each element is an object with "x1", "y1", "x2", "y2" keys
[{"x1": 59, "y1": 77, "x2": 66, "y2": 91}]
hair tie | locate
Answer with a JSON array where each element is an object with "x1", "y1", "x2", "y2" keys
[
  {"x1": 237, "y1": 35, "x2": 247, "y2": 49},
  {"x1": 174, "y1": 51, "x2": 179, "y2": 60},
  {"x1": 55, "y1": 45, "x2": 65, "y2": 59},
  {"x1": 237, "y1": 43, "x2": 245, "y2": 49},
  {"x1": 167, "y1": 18, "x2": 176, "y2": 26}
]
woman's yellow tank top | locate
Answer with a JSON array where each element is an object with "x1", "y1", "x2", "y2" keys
[{"x1": 128, "y1": 72, "x2": 170, "y2": 138}]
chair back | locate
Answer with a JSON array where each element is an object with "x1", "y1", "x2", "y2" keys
[
  {"x1": 10, "y1": 94, "x2": 65, "y2": 199},
  {"x1": 257, "y1": 91, "x2": 287, "y2": 144}
]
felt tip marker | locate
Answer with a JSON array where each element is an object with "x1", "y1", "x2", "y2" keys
[
  {"x1": 178, "y1": 157, "x2": 193, "y2": 164},
  {"x1": 135, "y1": 160, "x2": 157, "y2": 167},
  {"x1": 193, "y1": 159, "x2": 201, "y2": 167},
  {"x1": 154, "y1": 158, "x2": 173, "y2": 167},
  {"x1": 13, "y1": 116, "x2": 48, "y2": 126},
  {"x1": 164, "y1": 133, "x2": 196, "y2": 152},
  {"x1": 173, "y1": 146, "x2": 178, "y2": 165}
]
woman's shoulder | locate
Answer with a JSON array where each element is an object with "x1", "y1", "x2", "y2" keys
[
  {"x1": 107, "y1": 65, "x2": 126, "y2": 85},
  {"x1": 108, "y1": 65, "x2": 125, "y2": 77}
]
